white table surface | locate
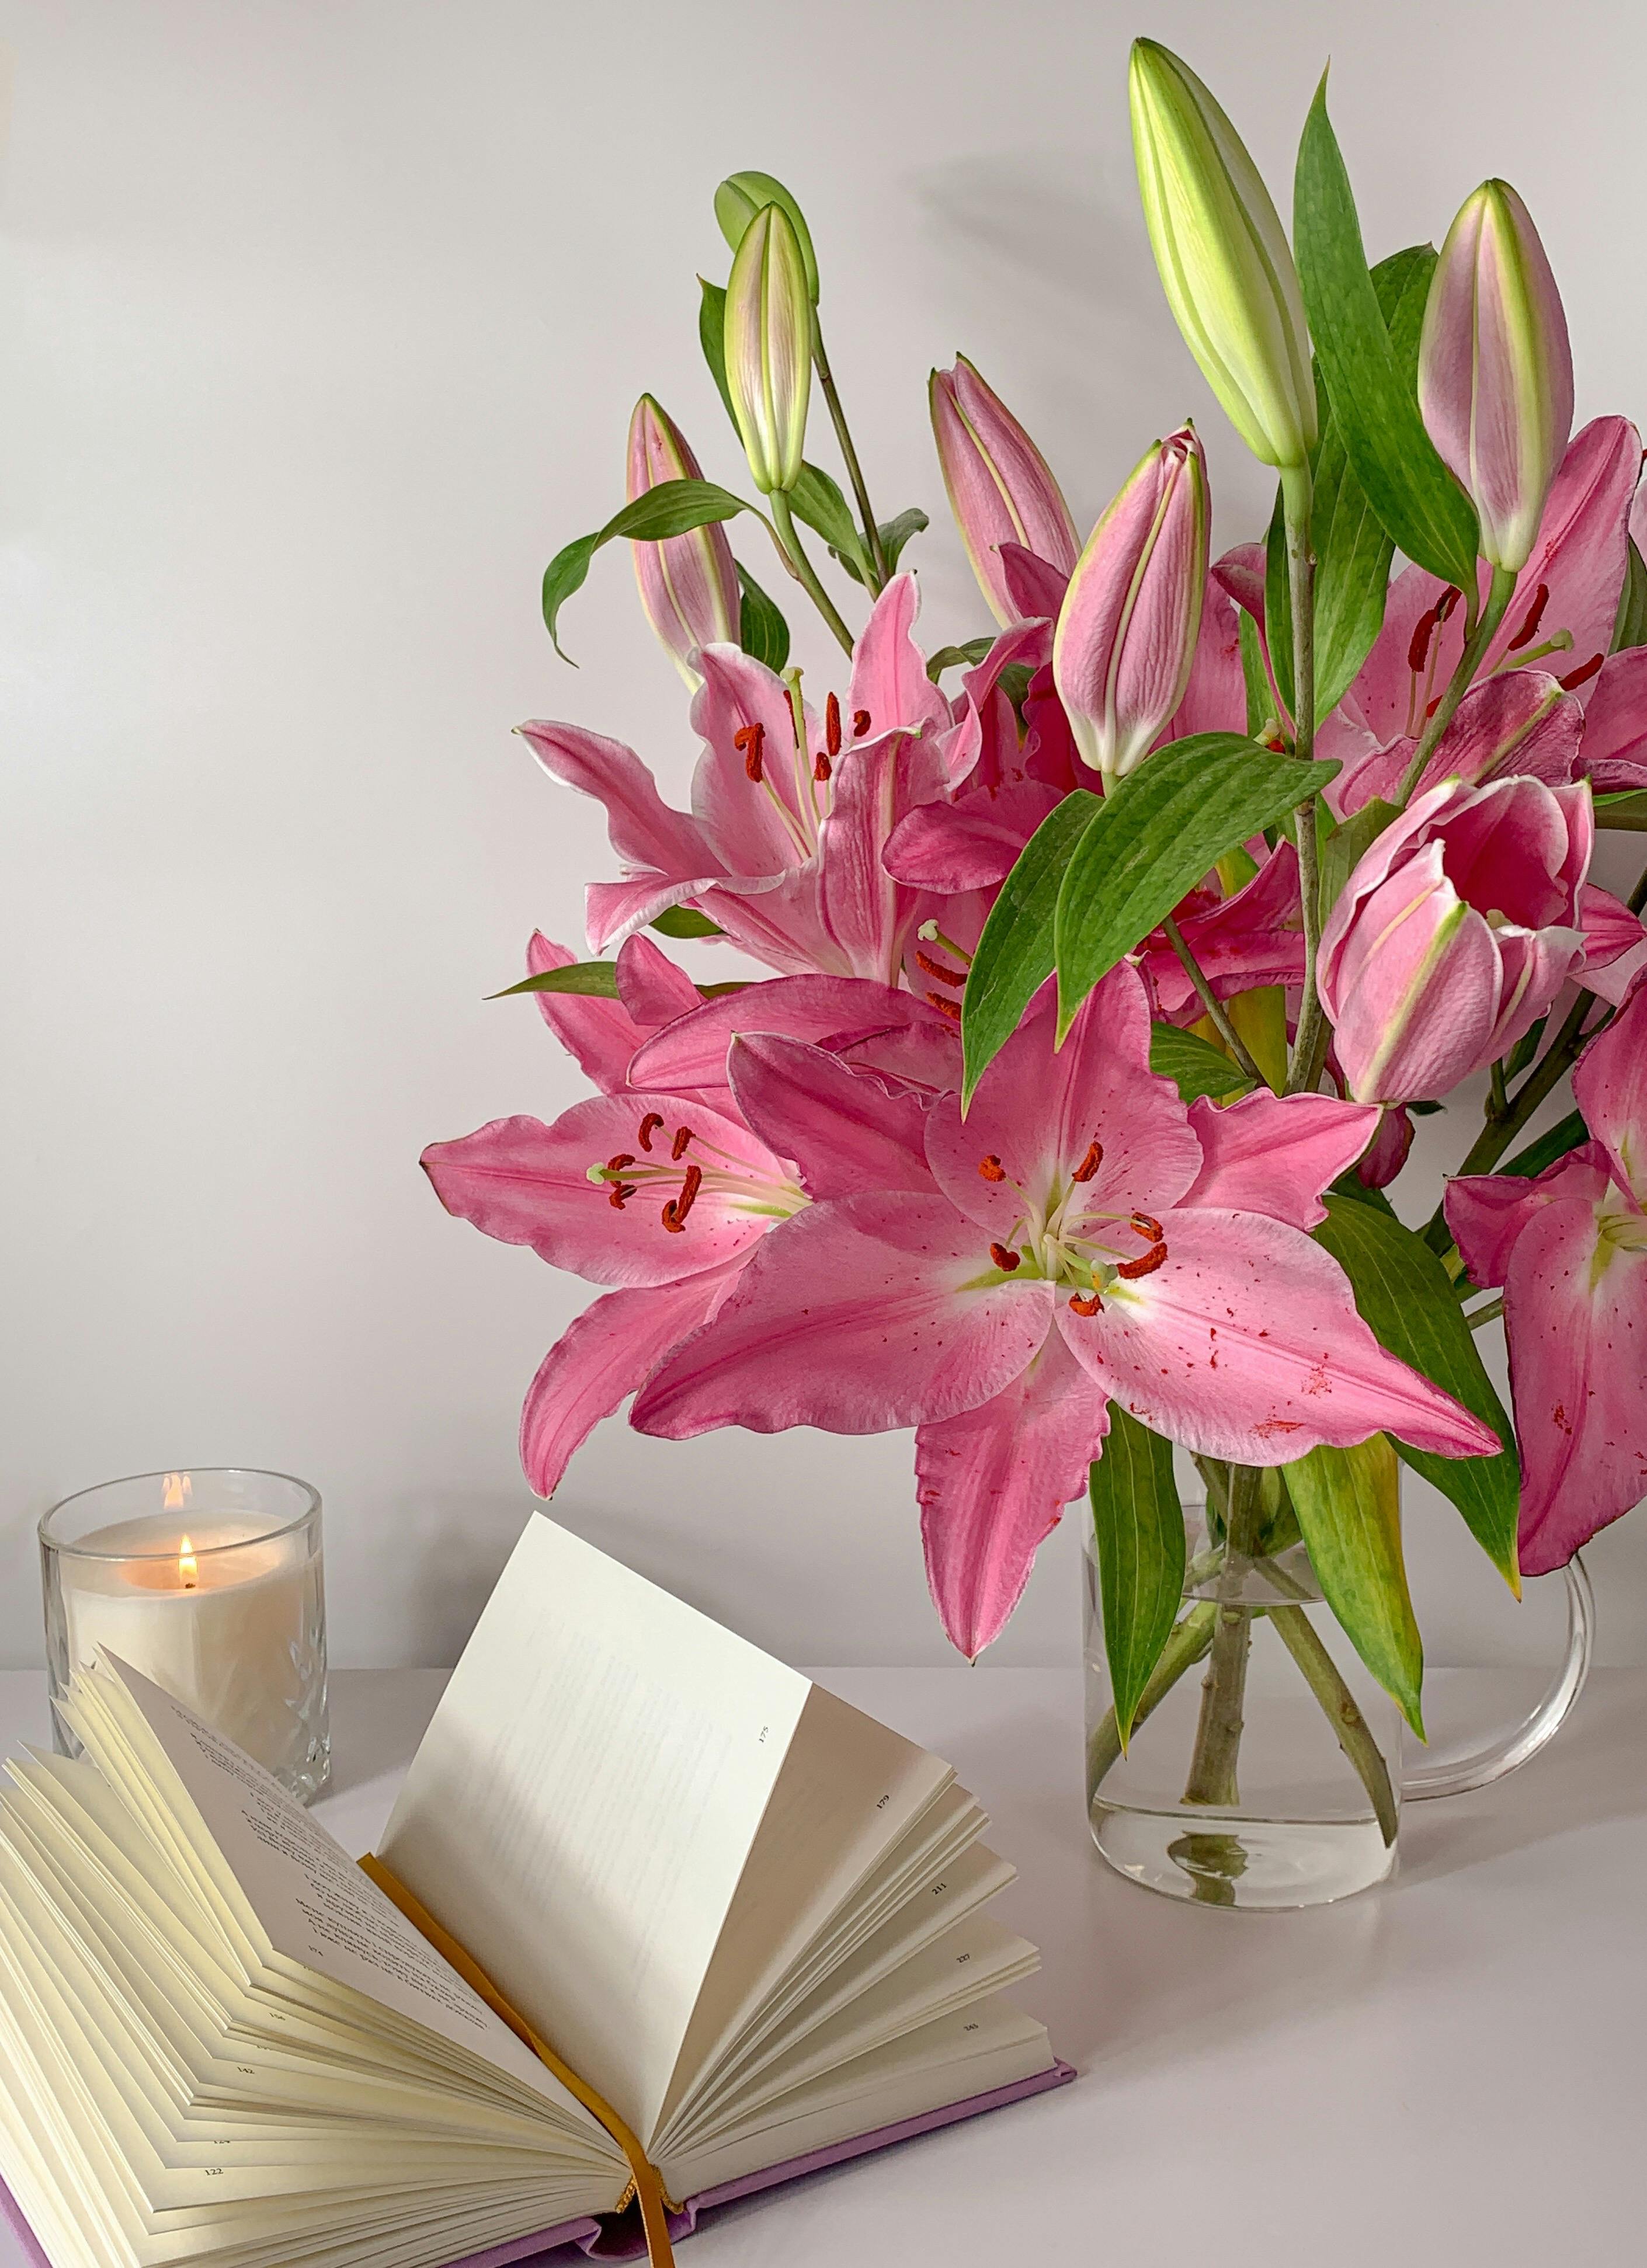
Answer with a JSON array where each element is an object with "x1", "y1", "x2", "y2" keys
[{"x1": 1, "y1": 1662, "x2": 1642, "y2": 2267}]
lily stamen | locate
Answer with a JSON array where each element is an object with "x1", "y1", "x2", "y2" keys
[
  {"x1": 670, "y1": 1124, "x2": 694, "y2": 1161},
  {"x1": 989, "y1": 1242, "x2": 1020, "y2": 1272},
  {"x1": 978, "y1": 1155, "x2": 1006, "y2": 1182},
  {"x1": 1117, "y1": 1239, "x2": 1169, "y2": 1279},
  {"x1": 637, "y1": 1112, "x2": 665, "y2": 1152},
  {"x1": 825, "y1": 691, "x2": 843, "y2": 757},
  {"x1": 926, "y1": 992, "x2": 962, "y2": 1023},
  {"x1": 1070, "y1": 1139, "x2": 1104, "y2": 1183},
  {"x1": 661, "y1": 1162, "x2": 704, "y2": 1234},
  {"x1": 1507, "y1": 582, "x2": 1550, "y2": 649},
  {"x1": 1068, "y1": 1290, "x2": 1103, "y2": 1316},
  {"x1": 853, "y1": 707, "x2": 871, "y2": 736},
  {"x1": 734, "y1": 721, "x2": 766, "y2": 782},
  {"x1": 916, "y1": 951, "x2": 965, "y2": 987}
]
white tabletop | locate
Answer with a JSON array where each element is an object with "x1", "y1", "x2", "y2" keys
[{"x1": 0, "y1": 1662, "x2": 1641, "y2": 2267}]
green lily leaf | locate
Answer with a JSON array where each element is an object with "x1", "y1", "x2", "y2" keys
[
  {"x1": 1149, "y1": 1022, "x2": 1255, "y2": 1104},
  {"x1": 1611, "y1": 535, "x2": 1647, "y2": 653},
  {"x1": 1285, "y1": 1434, "x2": 1424, "y2": 1734},
  {"x1": 877, "y1": 507, "x2": 929, "y2": 572},
  {"x1": 1501, "y1": 1108, "x2": 1587, "y2": 1180},
  {"x1": 736, "y1": 559, "x2": 790, "y2": 672},
  {"x1": 489, "y1": 961, "x2": 620, "y2": 1000},
  {"x1": 697, "y1": 277, "x2": 736, "y2": 427},
  {"x1": 1089, "y1": 1407, "x2": 1186, "y2": 1749},
  {"x1": 926, "y1": 638, "x2": 996, "y2": 682},
  {"x1": 1595, "y1": 790, "x2": 1647, "y2": 830},
  {"x1": 1294, "y1": 79, "x2": 1479, "y2": 589},
  {"x1": 788, "y1": 461, "x2": 871, "y2": 580},
  {"x1": 961, "y1": 791, "x2": 1102, "y2": 1104},
  {"x1": 1316, "y1": 795, "x2": 1398, "y2": 927},
  {"x1": 651, "y1": 907, "x2": 724, "y2": 939},
  {"x1": 543, "y1": 479, "x2": 752, "y2": 662},
  {"x1": 1315, "y1": 1192, "x2": 1519, "y2": 1587},
  {"x1": 1053, "y1": 736, "x2": 1340, "y2": 1039}
]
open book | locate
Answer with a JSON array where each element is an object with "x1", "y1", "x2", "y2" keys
[{"x1": 0, "y1": 1514, "x2": 1069, "y2": 2268}]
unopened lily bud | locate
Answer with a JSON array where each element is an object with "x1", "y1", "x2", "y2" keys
[
  {"x1": 714, "y1": 170, "x2": 821, "y2": 303},
  {"x1": 1052, "y1": 425, "x2": 1210, "y2": 782},
  {"x1": 626, "y1": 396, "x2": 739, "y2": 683},
  {"x1": 1128, "y1": 39, "x2": 1316, "y2": 472},
  {"x1": 724, "y1": 203, "x2": 812, "y2": 496},
  {"x1": 929, "y1": 357, "x2": 1079, "y2": 627},
  {"x1": 1419, "y1": 180, "x2": 1573, "y2": 573}
]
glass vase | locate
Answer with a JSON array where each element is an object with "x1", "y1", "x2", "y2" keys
[{"x1": 1083, "y1": 1486, "x2": 1594, "y2": 1910}]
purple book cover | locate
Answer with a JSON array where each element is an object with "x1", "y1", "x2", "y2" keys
[{"x1": 0, "y1": 2060, "x2": 1074, "y2": 2266}]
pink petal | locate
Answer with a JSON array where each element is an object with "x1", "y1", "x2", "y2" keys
[
  {"x1": 1145, "y1": 840, "x2": 1304, "y2": 1020},
  {"x1": 421, "y1": 1095, "x2": 785, "y2": 1287},
  {"x1": 847, "y1": 574, "x2": 952, "y2": 741},
  {"x1": 926, "y1": 966, "x2": 1201, "y2": 1236},
  {"x1": 630, "y1": 1192, "x2": 1056, "y2": 1437},
  {"x1": 1445, "y1": 1142, "x2": 1615, "y2": 1289},
  {"x1": 586, "y1": 874, "x2": 727, "y2": 955},
  {"x1": 1502, "y1": 1195, "x2": 1647, "y2": 1573},
  {"x1": 726, "y1": 1033, "x2": 933, "y2": 1197},
  {"x1": 1210, "y1": 541, "x2": 1267, "y2": 624},
  {"x1": 882, "y1": 778, "x2": 1065, "y2": 892},
  {"x1": 1579, "y1": 647, "x2": 1647, "y2": 791},
  {"x1": 629, "y1": 975, "x2": 957, "y2": 1097},
  {"x1": 697, "y1": 864, "x2": 847, "y2": 979},
  {"x1": 519, "y1": 1267, "x2": 741, "y2": 1495},
  {"x1": 1574, "y1": 983, "x2": 1647, "y2": 1200},
  {"x1": 614, "y1": 933, "x2": 704, "y2": 1029},
  {"x1": 520, "y1": 719, "x2": 721, "y2": 890},
  {"x1": 1057, "y1": 1208, "x2": 1499, "y2": 1463},
  {"x1": 525, "y1": 933, "x2": 649, "y2": 1095},
  {"x1": 816, "y1": 727, "x2": 951, "y2": 982},
  {"x1": 1481, "y1": 417, "x2": 1641, "y2": 688},
  {"x1": 998, "y1": 543, "x2": 1072, "y2": 624},
  {"x1": 1182, "y1": 1090, "x2": 1381, "y2": 1229},
  {"x1": 918, "y1": 1333, "x2": 1110, "y2": 1658},
  {"x1": 1356, "y1": 1104, "x2": 1415, "y2": 1190},
  {"x1": 1165, "y1": 579, "x2": 1246, "y2": 741},
  {"x1": 690, "y1": 643, "x2": 821, "y2": 879},
  {"x1": 963, "y1": 616, "x2": 1052, "y2": 714}
]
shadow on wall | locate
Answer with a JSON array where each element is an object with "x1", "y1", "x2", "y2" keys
[{"x1": 911, "y1": 151, "x2": 1274, "y2": 542}]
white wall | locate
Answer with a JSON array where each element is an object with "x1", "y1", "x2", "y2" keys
[{"x1": 3, "y1": 0, "x2": 1644, "y2": 1675}]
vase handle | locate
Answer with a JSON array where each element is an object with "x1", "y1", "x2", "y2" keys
[{"x1": 1401, "y1": 1556, "x2": 1593, "y2": 1802}]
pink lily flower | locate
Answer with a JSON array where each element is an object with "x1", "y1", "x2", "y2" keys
[
  {"x1": 929, "y1": 358, "x2": 1080, "y2": 627},
  {"x1": 522, "y1": 573, "x2": 957, "y2": 982},
  {"x1": 1446, "y1": 986, "x2": 1647, "y2": 1573},
  {"x1": 1138, "y1": 839, "x2": 1305, "y2": 1024},
  {"x1": 1319, "y1": 775, "x2": 1596, "y2": 1104},
  {"x1": 1328, "y1": 667, "x2": 1583, "y2": 818},
  {"x1": 1577, "y1": 646, "x2": 1647, "y2": 792},
  {"x1": 631, "y1": 964, "x2": 1495, "y2": 1656},
  {"x1": 625, "y1": 396, "x2": 740, "y2": 683}
]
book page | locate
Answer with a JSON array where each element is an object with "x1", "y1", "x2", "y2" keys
[
  {"x1": 105, "y1": 1657, "x2": 604, "y2": 2133},
  {"x1": 378, "y1": 1514, "x2": 812, "y2": 2145}
]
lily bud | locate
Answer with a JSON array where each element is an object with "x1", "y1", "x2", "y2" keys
[
  {"x1": 1318, "y1": 775, "x2": 1591, "y2": 1104},
  {"x1": 1128, "y1": 39, "x2": 1316, "y2": 472},
  {"x1": 626, "y1": 396, "x2": 739, "y2": 683},
  {"x1": 714, "y1": 169, "x2": 821, "y2": 304},
  {"x1": 929, "y1": 357, "x2": 1080, "y2": 627},
  {"x1": 724, "y1": 203, "x2": 812, "y2": 496},
  {"x1": 1052, "y1": 425, "x2": 1210, "y2": 782},
  {"x1": 1419, "y1": 180, "x2": 1573, "y2": 573}
]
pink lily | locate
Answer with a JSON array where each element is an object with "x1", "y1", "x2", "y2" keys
[
  {"x1": 1446, "y1": 986, "x2": 1647, "y2": 1573},
  {"x1": 1319, "y1": 775, "x2": 1594, "y2": 1105},
  {"x1": 632, "y1": 964, "x2": 1495, "y2": 1656},
  {"x1": 625, "y1": 396, "x2": 739, "y2": 682},
  {"x1": 1138, "y1": 839, "x2": 1305, "y2": 1024},
  {"x1": 1328, "y1": 668, "x2": 1583, "y2": 818},
  {"x1": 929, "y1": 358, "x2": 1080, "y2": 627},
  {"x1": 1577, "y1": 646, "x2": 1647, "y2": 792},
  {"x1": 523, "y1": 573, "x2": 957, "y2": 981}
]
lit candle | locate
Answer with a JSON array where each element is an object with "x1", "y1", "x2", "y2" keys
[{"x1": 41, "y1": 1469, "x2": 329, "y2": 1799}]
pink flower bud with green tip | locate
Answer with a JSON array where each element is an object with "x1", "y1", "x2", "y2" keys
[
  {"x1": 928, "y1": 357, "x2": 1079, "y2": 627},
  {"x1": 724, "y1": 203, "x2": 812, "y2": 496},
  {"x1": 625, "y1": 396, "x2": 739, "y2": 684},
  {"x1": 1419, "y1": 181, "x2": 1574, "y2": 573},
  {"x1": 1051, "y1": 425, "x2": 1210, "y2": 784}
]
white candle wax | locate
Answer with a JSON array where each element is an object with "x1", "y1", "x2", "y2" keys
[{"x1": 59, "y1": 1512, "x2": 321, "y2": 1775}]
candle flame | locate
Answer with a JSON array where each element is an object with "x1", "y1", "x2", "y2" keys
[
  {"x1": 178, "y1": 1535, "x2": 198, "y2": 1590},
  {"x1": 162, "y1": 1472, "x2": 192, "y2": 1511}
]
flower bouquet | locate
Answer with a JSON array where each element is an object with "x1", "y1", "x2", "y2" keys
[{"x1": 425, "y1": 43, "x2": 1647, "y2": 1907}]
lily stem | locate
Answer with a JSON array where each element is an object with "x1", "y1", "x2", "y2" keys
[
  {"x1": 813, "y1": 320, "x2": 889, "y2": 590},
  {"x1": 1182, "y1": 1465, "x2": 1266, "y2": 1808},
  {"x1": 771, "y1": 490, "x2": 856, "y2": 658},
  {"x1": 1087, "y1": 1602, "x2": 1217, "y2": 1797},
  {"x1": 1395, "y1": 563, "x2": 1517, "y2": 806},
  {"x1": 1162, "y1": 917, "x2": 1267, "y2": 1088},
  {"x1": 1280, "y1": 465, "x2": 1328, "y2": 1097}
]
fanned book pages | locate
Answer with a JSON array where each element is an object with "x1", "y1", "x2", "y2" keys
[{"x1": 0, "y1": 1515, "x2": 1071, "y2": 2268}]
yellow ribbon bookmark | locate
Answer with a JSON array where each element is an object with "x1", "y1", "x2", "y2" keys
[{"x1": 358, "y1": 1853, "x2": 679, "y2": 2267}]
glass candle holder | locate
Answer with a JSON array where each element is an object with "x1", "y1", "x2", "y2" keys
[{"x1": 40, "y1": 1468, "x2": 330, "y2": 1803}]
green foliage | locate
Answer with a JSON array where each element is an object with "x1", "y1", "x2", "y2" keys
[
  {"x1": 1595, "y1": 790, "x2": 1647, "y2": 830},
  {"x1": 960, "y1": 792, "x2": 1102, "y2": 1104},
  {"x1": 489, "y1": 961, "x2": 620, "y2": 1000},
  {"x1": 876, "y1": 507, "x2": 929, "y2": 573},
  {"x1": 1501, "y1": 1108, "x2": 1587, "y2": 1180},
  {"x1": 1089, "y1": 1410, "x2": 1186, "y2": 1749},
  {"x1": 697, "y1": 277, "x2": 736, "y2": 426},
  {"x1": 926, "y1": 638, "x2": 996, "y2": 681},
  {"x1": 1294, "y1": 80, "x2": 1479, "y2": 589},
  {"x1": 1315, "y1": 1192, "x2": 1520, "y2": 1586},
  {"x1": 651, "y1": 907, "x2": 724, "y2": 939},
  {"x1": 736, "y1": 560, "x2": 790, "y2": 671},
  {"x1": 1316, "y1": 796, "x2": 1398, "y2": 926},
  {"x1": 1148, "y1": 1023, "x2": 1255, "y2": 1104},
  {"x1": 787, "y1": 462, "x2": 871, "y2": 581},
  {"x1": 542, "y1": 479, "x2": 750, "y2": 661},
  {"x1": 1611, "y1": 535, "x2": 1647, "y2": 653},
  {"x1": 1052, "y1": 737, "x2": 1340, "y2": 1040},
  {"x1": 1285, "y1": 1435, "x2": 1424, "y2": 1733}
]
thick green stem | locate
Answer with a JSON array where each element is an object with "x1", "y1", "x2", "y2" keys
[
  {"x1": 812, "y1": 321, "x2": 888, "y2": 590},
  {"x1": 1162, "y1": 916, "x2": 1266, "y2": 1087},
  {"x1": 1087, "y1": 1601, "x2": 1217, "y2": 1796},
  {"x1": 1182, "y1": 1465, "x2": 1265, "y2": 1808},
  {"x1": 770, "y1": 491, "x2": 856, "y2": 657},
  {"x1": 1396, "y1": 564, "x2": 1517, "y2": 805},
  {"x1": 1267, "y1": 1605, "x2": 1399, "y2": 1845},
  {"x1": 1280, "y1": 465, "x2": 1328, "y2": 1097}
]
